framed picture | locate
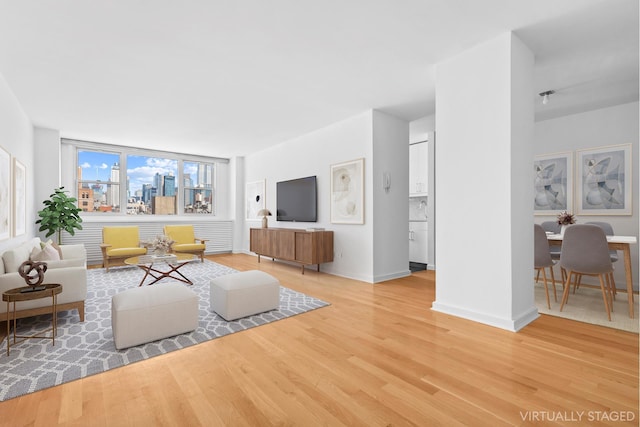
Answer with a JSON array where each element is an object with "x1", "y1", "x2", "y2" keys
[
  {"x1": 245, "y1": 180, "x2": 265, "y2": 220},
  {"x1": 534, "y1": 152, "x2": 573, "y2": 215},
  {"x1": 0, "y1": 145, "x2": 10, "y2": 241},
  {"x1": 576, "y1": 144, "x2": 632, "y2": 215},
  {"x1": 13, "y1": 158, "x2": 26, "y2": 237},
  {"x1": 331, "y1": 158, "x2": 364, "y2": 224}
]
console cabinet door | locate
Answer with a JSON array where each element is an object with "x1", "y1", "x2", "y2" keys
[
  {"x1": 250, "y1": 228, "x2": 268, "y2": 254},
  {"x1": 273, "y1": 229, "x2": 295, "y2": 260},
  {"x1": 295, "y1": 232, "x2": 314, "y2": 264}
]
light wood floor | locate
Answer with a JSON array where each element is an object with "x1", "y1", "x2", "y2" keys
[{"x1": 1, "y1": 254, "x2": 638, "y2": 426}]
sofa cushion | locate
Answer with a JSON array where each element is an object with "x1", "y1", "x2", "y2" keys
[
  {"x1": 2, "y1": 244, "x2": 32, "y2": 273},
  {"x1": 44, "y1": 258, "x2": 85, "y2": 269}
]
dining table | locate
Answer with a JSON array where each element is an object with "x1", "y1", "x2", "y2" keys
[{"x1": 547, "y1": 233, "x2": 638, "y2": 319}]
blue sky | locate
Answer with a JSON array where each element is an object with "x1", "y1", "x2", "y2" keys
[{"x1": 78, "y1": 151, "x2": 181, "y2": 194}]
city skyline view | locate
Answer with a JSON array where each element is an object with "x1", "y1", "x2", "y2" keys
[
  {"x1": 78, "y1": 151, "x2": 179, "y2": 196},
  {"x1": 77, "y1": 150, "x2": 214, "y2": 214}
]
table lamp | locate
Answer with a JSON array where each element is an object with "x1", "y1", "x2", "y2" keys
[{"x1": 257, "y1": 209, "x2": 272, "y2": 228}]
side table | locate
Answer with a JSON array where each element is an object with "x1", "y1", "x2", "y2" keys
[{"x1": 2, "y1": 284, "x2": 62, "y2": 356}]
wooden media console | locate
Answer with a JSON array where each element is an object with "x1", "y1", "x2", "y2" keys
[{"x1": 249, "y1": 228, "x2": 334, "y2": 274}]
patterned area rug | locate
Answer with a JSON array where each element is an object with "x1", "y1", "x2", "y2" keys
[
  {"x1": 0, "y1": 261, "x2": 329, "y2": 401},
  {"x1": 534, "y1": 281, "x2": 638, "y2": 333}
]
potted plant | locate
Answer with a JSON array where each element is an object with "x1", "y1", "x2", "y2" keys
[{"x1": 36, "y1": 187, "x2": 83, "y2": 244}]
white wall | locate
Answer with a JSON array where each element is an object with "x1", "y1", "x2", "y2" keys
[
  {"x1": 535, "y1": 101, "x2": 639, "y2": 290},
  {"x1": 0, "y1": 72, "x2": 34, "y2": 252},
  {"x1": 410, "y1": 116, "x2": 434, "y2": 144},
  {"x1": 244, "y1": 111, "x2": 374, "y2": 281},
  {"x1": 372, "y1": 110, "x2": 410, "y2": 281},
  {"x1": 432, "y1": 32, "x2": 537, "y2": 331},
  {"x1": 244, "y1": 110, "x2": 410, "y2": 283},
  {"x1": 34, "y1": 127, "x2": 61, "y2": 241}
]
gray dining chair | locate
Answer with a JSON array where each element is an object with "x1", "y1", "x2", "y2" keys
[
  {"x1": 534, "y1": 224, "x2": 557, "y2": 309},
  {"x1": 540, "y1": 221, "x2": 561, "y2": 261},
  {"x1": 559, "y1": 224, "x2": 614, "y2": 321},
  {"x1": 585, "y1": 221, "x2": 619, "y2": 263}
]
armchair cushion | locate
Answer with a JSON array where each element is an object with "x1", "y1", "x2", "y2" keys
[
  {"x1": 103, "y1": 226, "x2": 143, "y2": 250},
  {"x1": 172, "y1": 243, "x2": 206, "y2": 252},
  {"x1": 164, "y1": 225, "x2": 197, "y2": 244}
]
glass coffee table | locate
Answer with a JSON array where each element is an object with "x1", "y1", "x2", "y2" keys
[{"x1": 125, "y1": 254, "x2": 198, "y2": 286}]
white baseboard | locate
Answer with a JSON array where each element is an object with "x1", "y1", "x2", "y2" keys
[{"x1": 431, "y1": 301, "x2": 539, "y2": 332}]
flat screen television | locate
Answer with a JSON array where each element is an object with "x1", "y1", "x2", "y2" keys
[{"x1": 276, "y1": 176, "x2": 317, "y2": 222}]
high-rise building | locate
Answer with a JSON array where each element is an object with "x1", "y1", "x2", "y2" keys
[
  {"x1": 197, "y1": 164, "x2": 212, "y2": 188},
  {"x1": 164, "y1": 174, "x2": 176, "y2": 197},
  {"x1": 142, "y1": 183, "x2": 153, "y2": 204},
  {"x1": 154, "y1": 173, "x2": 164, "y2": 195},
  {"x1": 107, "y1": 162, "x2": 120, "y2": 208},
  {"x1": 77, "y1": 166, "x2": 93, "y2": 212},
  {"x1": 184, "y1": 173, "x2": 194, "y2": 206}
]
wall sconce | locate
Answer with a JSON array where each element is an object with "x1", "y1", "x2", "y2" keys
[
  {"x1": 383, "y1": 172, "x2": 391, "y2": 193},
  {"x1": 539, "y1": 90, "x2": 555, "y2": 105},
  {"x1": 257, "y1": 209, "x2": 272, "y2": 228}
]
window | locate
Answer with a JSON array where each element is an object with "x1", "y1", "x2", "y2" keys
[
  {"x1": 127, "y1": 155, "x2": 178, "y2": 215},
  {"x1": 77, "y1": 150, "x2": 121, "y2": 213},
  {"x1": 69, "y1": 139, "x2": 222, "y2": 216},
  {"x1": 183, "y1": 162, "x2": 214, "y2": 214}
]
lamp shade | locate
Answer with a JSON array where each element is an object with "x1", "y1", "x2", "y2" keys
[{"x1": 257, "y1": 209, "x2": 272, "y2": 217}]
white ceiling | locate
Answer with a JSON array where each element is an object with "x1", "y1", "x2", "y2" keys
[{"x1": 0, "y1": 0, "x2": 637, "y2": 158}]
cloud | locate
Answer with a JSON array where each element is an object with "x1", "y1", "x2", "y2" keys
[
  {"x1": 99, "y1": 163, "x2": 108, "y2": 169},
  {"x1": 146, "y1": 158, "x2": 177, "y2": 169},
  {"x1": 81, "y1": 162, "x2": 91, "y2": 168},
  {"x1": 127, "y1": 159, "x2": 178, "y2": 193}
]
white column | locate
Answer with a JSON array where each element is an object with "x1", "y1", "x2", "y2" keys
[
  {"x1": 34, "y1": 127, "x2": 62, "y2": 239},
  {"x1": 431, "y1": 32, "x2": 537, "y2": 331}
]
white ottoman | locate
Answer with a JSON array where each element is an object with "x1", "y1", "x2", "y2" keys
[
  {"x1": 210, "y1": 270, "x2": 280, "y2": 321},
  {"x1": 111, "y1": 283, "x2": 199, "y2": 350}
]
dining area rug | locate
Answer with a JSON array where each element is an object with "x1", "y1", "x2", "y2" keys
[
  {"x1": 0, "y1": 260, "x2": 330, "y2": 402},
  {"x1": 534, "y1": 282, "x2": 639, "y2": 333}
]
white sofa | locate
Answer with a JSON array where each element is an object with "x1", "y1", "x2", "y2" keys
[{"x1": 0, "y1": 237, "x2": 87, "y2": 321}]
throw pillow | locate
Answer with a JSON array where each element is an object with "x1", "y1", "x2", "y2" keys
[
  {"x1": 40, "y1": 239, "x2": 63, "y2": 259},
  {"x1": 31, "y1": 242, "x2": 61, "y2": 262}
]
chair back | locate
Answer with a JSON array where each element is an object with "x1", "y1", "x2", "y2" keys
[
  {"x1": 534, "y1": 224, "x2": 553, "y2": 268},
  {"x1": 559, "y1": 224, "x2": 612, "y2": 274},
  {"x1": 585, "y1": 221, "x2": 618, "y2": 262},
  {"x1": 540, "y1": 221, "x2": 560, "y2": 234},
  {"x1": 585, "y1": 221, "x2": 614, "y2": 235},
  {"x1": 164, "y1": 225, "x2": 195, "y2": 244},
  {"x1": 103, "y1": 226, "x2": 140, "y2": 249}
]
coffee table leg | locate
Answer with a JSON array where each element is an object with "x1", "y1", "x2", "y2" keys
[
  {"x1": 138, "y1": 265, "x2": 153, "y2": 286},
  {"x1": 171, "y1": 264, "x2": 193, "y2": 285}
]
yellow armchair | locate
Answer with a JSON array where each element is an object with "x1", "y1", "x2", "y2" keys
[
  {"x1": 163, "y1": 225, "x2": 207, "y2": 262},
  {"x1": 100, "y1": 226, "x2": 147, "y2": 271}
]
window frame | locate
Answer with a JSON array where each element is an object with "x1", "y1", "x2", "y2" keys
[{"x1": 64, "y1": 139, "x2": 226, "y2": 217}]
